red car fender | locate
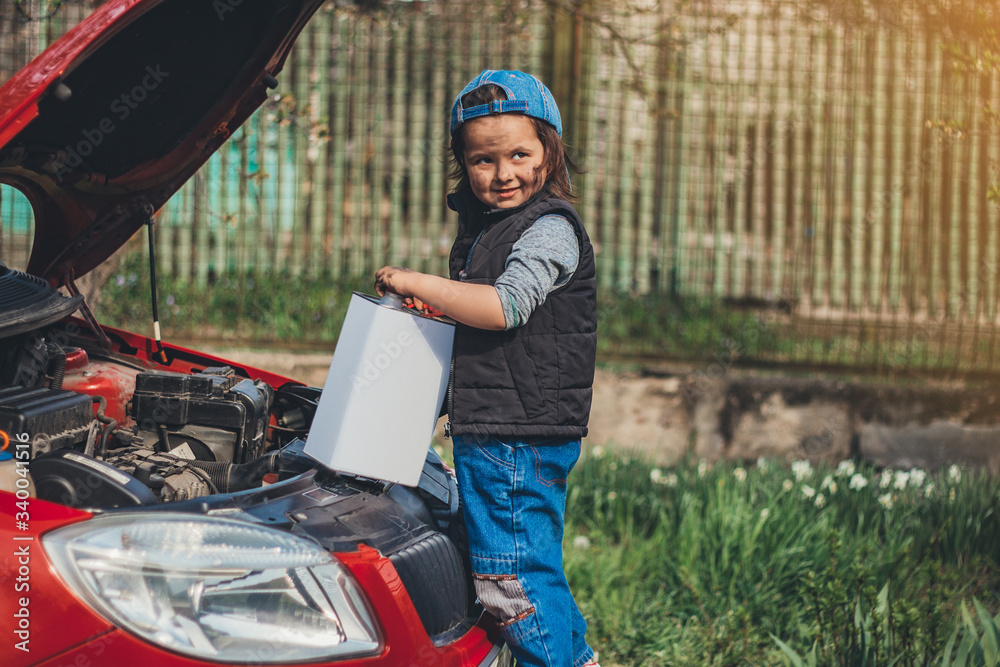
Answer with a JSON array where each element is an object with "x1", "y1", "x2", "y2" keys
[
  {"x1": 0, "y1": 496, "x2": 114, "y2": 667},
  {"x1": 336, "y1": 544, "x2": 498, "y2": 666}
]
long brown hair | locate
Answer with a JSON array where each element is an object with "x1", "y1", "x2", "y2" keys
[{"x1": 448, "y1": 84, "x2": 582, "y2": 201}]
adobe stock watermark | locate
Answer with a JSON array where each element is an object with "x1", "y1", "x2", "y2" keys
[
  {"x1": 214, "y1": 0, "x2": 244, "y2": 21},
  {"x1": 350, "y1": 330, "x2": 415, "y2": 394},
  {"x1": 5, "y1": 428, "x2": 33, "y2": 654},
  {"x1": 51, "y1": 64, "x2": 170, "y2": 182}
]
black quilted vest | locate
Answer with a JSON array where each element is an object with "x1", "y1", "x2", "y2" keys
[{"x1": 446, "y1": 188, "x2": 597, "y2": 440}]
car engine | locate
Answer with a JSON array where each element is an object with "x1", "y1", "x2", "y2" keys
[
  {"x1": 1, "y1": 329, "x2": 289, "y2": 507},
  {"x1": 5, "y1": 268, "x2": 355, "y2": 508},
  {"x1": 0, "y1": 262, "x2": 310, "y2": 507}
]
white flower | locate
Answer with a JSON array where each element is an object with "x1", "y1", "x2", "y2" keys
[
  {"x1": 821, "y1": 475, "x2": 837, "y2": 493},
  {"x1": 607, "y1": 491, "x2": 617, "y2": 501},
  {"x1": 849, "y1": 474, "x2": 869, "y2": 491},
  {"x1": 651, "y1": 468, "x2": 677, "y2": 487},
  {"x1": 592, "y1": 445, "x2": 606, "y2": 460},
  {"x1": 924, "y1": 483, "x2": 936, "y2": 498},
  {"x1": 698, "y1": 460, "x2": 709, "y2": 478},
  {"x1": 802, "y1": 484, "x2": 816, "y2": 499},
  {"x1": 836, "y1": 460, "x2": 855, "y2": 477},
  {"x1": 878, "y1": 493, "x2": 894, "y2": 510},
  {"x1": 948, "y1": 465, "x2": 962, "y2": 484},
  {"x1": 760, "y1": 508, "x2": 770, "y2": 519},
  {"x1": 573, "y1": 535, "x2": 592, "y2": 550},
  {"x1": 792, "y1": 460, "x2": 813, "y2": 481},
  {"x1": 733, "y1": 467, "x2": 747, "y2": 483},
  {"x1": 814, "y1": 494, "x2": 826, "y2": 508},
  {"x1": 910, "y1": 469, "x2": 927, "y2": 487},
  {"x1": 949, "y1": 488, "x2": 956, "y2": 502},
  {"x1": 879, "y1": 470, "x2": 893, "y2": 489},
  {"x1": 610, "y1": 461, "x2": 618, "y2": 471},
  {"x1": 782, "y1": 480, "x2": 794, "y2": 492},
  {"x1": 893, "y1": 470, "x2": 910, "y2": 490},
  {"x1": 756, "y1": 457, "x2": 769, "y2": 472}
]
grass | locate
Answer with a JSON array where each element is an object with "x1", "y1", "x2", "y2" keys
[
  {"x1": 93, "y1": 260, "x2": 373, "y2": 344},
  {"x1": 564, "y1": 450, "x2": 1000, "y2": 666},
  {"x1": 93, "y1": 256, "x2": 989, "y2": 375},
  {"x1": 596, "y1": 293, "x2": 784, "y2": 360},
  {"x1": 93, "y1": 256, "x2": 786, "y2": 359}
]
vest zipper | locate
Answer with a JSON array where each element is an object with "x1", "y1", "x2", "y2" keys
[{"x1": 444, "y1": 353, "x2": 454, "y2": 439}]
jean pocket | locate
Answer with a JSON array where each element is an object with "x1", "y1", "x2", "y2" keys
[
  {"x1": 475, "y1": 441, "x2": 515, "y2": 470},
  {"x1": 529, "y1": 446, "x2": 571, "y2": 487},
  {"x1": 528, "y1": 441, "x2": 580, "y2": 486}
]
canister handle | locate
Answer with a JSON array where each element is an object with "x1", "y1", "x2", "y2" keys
[{"x1": 379, "y1": 292, "x2": 405, "y2": 309}]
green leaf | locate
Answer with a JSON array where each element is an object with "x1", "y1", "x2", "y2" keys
[
  {"x1": 877, "y1": 582, "x2": 890, "y2": 617},
  {"x1": 770, "y1": 634, "x2": 806, "y2": 667},
  {"x1": 943, "y1": 624, "x2": 960, "y2": 667},
  {"x1": 956, "y1": 630, "x2": 975, "y2": 667},
  {"x1": 973, "y1": 598, "x2": 1000, "y2": 665},
  {"x1": 964, "y1": 602, "x2": 978, "y2": 634}
]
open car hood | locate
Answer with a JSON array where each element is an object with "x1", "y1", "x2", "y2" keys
[{"x1": 0, "y1": 0, "x2": 325, "y2": 285}]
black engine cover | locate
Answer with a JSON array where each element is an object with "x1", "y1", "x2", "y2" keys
[
  {"x1": 0, "y1": 385, "x2": 95, "y2": 457},
  {"x1": 129, "y1": 366, "x2": 273, "y2": 463}
]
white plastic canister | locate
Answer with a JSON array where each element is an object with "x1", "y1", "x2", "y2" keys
[{"x1": 304, "y1": 292, "x2": 454, "y2": 486}]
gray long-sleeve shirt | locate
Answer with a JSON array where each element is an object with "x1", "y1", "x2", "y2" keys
[{"x1": 492, "y1": 214, "x2": 580, "y2": 329}]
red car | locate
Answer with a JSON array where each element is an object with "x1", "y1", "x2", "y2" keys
[{"x1": 0, "y1": 1, "x2": 508, "y2": 665}]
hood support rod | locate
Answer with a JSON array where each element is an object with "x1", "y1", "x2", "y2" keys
[
  {"x1": 64, "y1": 272, "x2": 112, "y2": 350},
  {"x1": 146, "y1": 216, "x2": 168, "y2": 364}
]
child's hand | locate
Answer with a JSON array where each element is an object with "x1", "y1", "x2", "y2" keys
[
  {"x1": 374, "y1": 265, "x2": 506, "y2": 330},
  {"x1": 375, "y1": 268, "x2": 431, "y2": 313},
  {"x1": 374, "y1": 266, "x2": 416, "y2": 299}
]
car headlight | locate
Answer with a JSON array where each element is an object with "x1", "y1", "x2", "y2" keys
[{"x1": 43, "y1": 513, "x2": 380, "y2": 663}]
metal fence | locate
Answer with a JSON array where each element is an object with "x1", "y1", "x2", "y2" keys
[{"x1": 2, "y1": 0, "x2": 1000, "y2": 377}]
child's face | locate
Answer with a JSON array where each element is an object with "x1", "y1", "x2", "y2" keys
[{"x1": 461, "y1": 114, "x2": 546, "y2": 209}]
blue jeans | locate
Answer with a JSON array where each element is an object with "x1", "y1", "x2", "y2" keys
[{"x1": 453, "y1": 436, "x2": 594, "y2": 667}]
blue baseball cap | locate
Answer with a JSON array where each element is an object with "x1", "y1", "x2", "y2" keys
[{"x1": 450, "y1": 70, "x2": 562, "y2": 137}]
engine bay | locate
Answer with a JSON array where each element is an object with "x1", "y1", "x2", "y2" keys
[
  {"x1": 0, "y1": 327, "x2": 317, "y2": 507},
  {"x1": 0, "y1": 264, "x2": 430, "y2": 514}
]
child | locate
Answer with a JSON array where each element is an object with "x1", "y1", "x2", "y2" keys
[{"x1": 374, "y1": 70, "x2": 598, "y2": 667}]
